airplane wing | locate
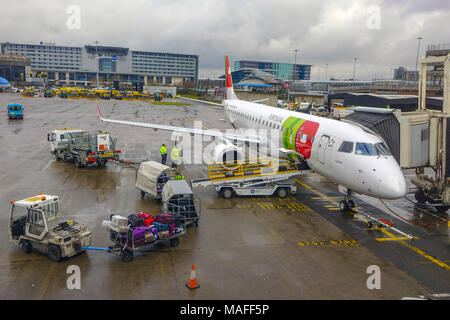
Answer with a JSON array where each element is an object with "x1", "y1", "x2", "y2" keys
[
  {"x1": 97, "y1": 104, "x2": 261, "y2": 144},
  {"x1": 177, "y1": 96, "x2": 223, "y2": 106}
]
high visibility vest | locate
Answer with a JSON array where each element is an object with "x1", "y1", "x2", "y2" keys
[
  {"x1": 160, "y1": 146, "x2": 167, "y2": 155},
  {"x1": 171, "y1": 147, "x2": 179, "y2": 161}
]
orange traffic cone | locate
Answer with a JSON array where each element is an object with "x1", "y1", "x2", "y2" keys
[{"x1": 186, "y1": 264, "x2": 200, "y2": 290}]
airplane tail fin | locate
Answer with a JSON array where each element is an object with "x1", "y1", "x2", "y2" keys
[{"x1": 225, "y1": 55, "x2": 238, "y2": 100}]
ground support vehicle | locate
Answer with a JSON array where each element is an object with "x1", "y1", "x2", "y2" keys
[
  {"x1": 8, "y1": 194, "x2": 92, "y2": 261},
  {"x1": 48, "y1": 129, "x2": 121, "y2": 168},
  {"x1": 86, "y1": 90, "x2": 97, "y2": 99},
  {"x1": 191, "y1": 157, "x2": 307, "y2": 199},
  {"x1": 67, "y1": 89, "x2": 80, "y2": 99},
  {"x1": 161, "y1": 180, "x2": 201, "y2": 227},
  {"x1": 21, "y1": 87, "x2": 35, "y2": 97},
  {"x1": 44, "y1": 89, "x2": 55, "y2": 97},
  {"x1": 7, "y1": 103, "x2": 23, "y2": 119},
  {"x1": 100, "y1": 91, "x2": 111, "y2": 99},
  {"x1": 135, "y1": 161, "x2": 178, "y2": 200},
  {"x1": 123, "y1": 91, "x2": 135, "y2": 100},
  {"x1": 85, "y1": 214, "x2": 186, "y2": 262},
  {"x1": 58, "y1": 89, "x2": 68, "y2": 98}
]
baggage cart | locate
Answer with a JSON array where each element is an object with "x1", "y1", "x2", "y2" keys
[
  {"x1": 161, "y1": 180, "x2": 201, "y2": 227},
  {"x1": 135, "y1": 161, "x2": 178, "y2": 200},
  {"x1": 85, "y1": 214, "x2": 186, "y2": 262}
]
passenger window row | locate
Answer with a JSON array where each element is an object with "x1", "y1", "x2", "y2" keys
[{"x1": 228, "y1": 108, "x2": 282, "y2": 130}]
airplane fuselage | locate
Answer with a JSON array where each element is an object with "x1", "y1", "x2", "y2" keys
[{"x1": 223, "y1": 99, "x2": 406, "y2": 199}]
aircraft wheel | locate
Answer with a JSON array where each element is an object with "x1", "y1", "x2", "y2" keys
[
  {"x1": 339, "y1": 200, "x2": 349, "y2": 213},
  {"x1": 75, "y1": 157, "x2": 81, "y2": 168},
  {"x1": 348, "y1": 200, "x2": 355, "y2": 209}
]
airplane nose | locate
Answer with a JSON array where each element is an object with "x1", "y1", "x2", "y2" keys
[{"x1": 379, "y1": 174, "x2": 407, "y2": 199}]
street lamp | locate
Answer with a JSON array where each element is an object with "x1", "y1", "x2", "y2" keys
[
  {"x1": 353, "y1": 57, "x2": 358, "y2": 82},
  {"x1": 293, "y1": 49, "x2": 299, "y2": 80},
  {"x1": 415, "y1": 36, "x2": 423, "y2": 72},
  {"x1": 94, "y1": 40, "x2": 99, "y2": 87}
]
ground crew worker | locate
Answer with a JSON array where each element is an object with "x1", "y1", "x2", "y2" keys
[
  {"x1": 160, "y1": 144, "x2": 167, "y2": 165},
  {"x1": 171, "y1": 144, "x2": 180, "y2": 168}
]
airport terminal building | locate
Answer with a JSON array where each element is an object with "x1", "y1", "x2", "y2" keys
[
  {"x1": 0, "y1": 42, "x2": 198, "y2": 87},
  {"x1": 235, "y1": 60, "x2": 312, "y2": 81}
]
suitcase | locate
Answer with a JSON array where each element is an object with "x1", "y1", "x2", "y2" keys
[
  {"x1": 149, "y1": 226, "x2": 158, "y2": 235},
  {"x1": 156, "y1": 213, "x2": 175, "y2": 224},
  {"x1": 111, "y1": 215, "x2": 129, "y2": 228},
  {"x1": 127, "y1": 214, "x2": 144, "y2": 228},
  {"x1": 144, "y1": 232, "x2": 155, "y2": 243},
  {"x1": 133, "y1": 227, "x2": 146, "y2": 239},
  {"x1": 152, "y1": 222, "x2": 170, "y2": 232},
  {"x1": 158, "y1": 230, "x2": 170, "y2": 239},
  {"x1": 134, "y1": 238, "x2": 145, "y2": 247},
  {"x1": 137, "y1": 212, "x2": 156, "y2": 226}
]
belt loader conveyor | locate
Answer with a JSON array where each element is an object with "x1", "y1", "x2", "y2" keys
[{"x1": 191, "y1": 157, "x2": 310, "y2": 199}]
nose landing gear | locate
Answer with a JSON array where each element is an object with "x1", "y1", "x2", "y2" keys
[{"x1": 339, "y1": 189, "x2": 355, "y2": 212}]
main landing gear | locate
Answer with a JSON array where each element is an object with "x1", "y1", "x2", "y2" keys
[{"x1": 339, "y1": 189, "x2": 355, "y2": 212}]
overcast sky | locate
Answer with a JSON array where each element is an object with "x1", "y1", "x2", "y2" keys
[{"x1": 1, "y1": 0, "x2": 449, "y2": 80}]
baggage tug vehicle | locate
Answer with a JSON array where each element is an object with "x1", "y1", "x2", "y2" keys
[{"x1": 8, "y1": 194, "x2": 92, "y2": 261}]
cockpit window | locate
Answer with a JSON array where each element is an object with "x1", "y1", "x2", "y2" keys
[
  {"x1": 338, "y1": 141, "x2": 353, "y2": 153},
  {"x1": 374, "y1": 142, "x2": 391, "y2": 156},
  {"x1": 355, "y1": 143, "x2": 377, "y2": 155}
]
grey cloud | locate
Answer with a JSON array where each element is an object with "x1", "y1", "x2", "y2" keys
[{"x1": 0, "y1": 0, "x2": 449, "y2": 79}]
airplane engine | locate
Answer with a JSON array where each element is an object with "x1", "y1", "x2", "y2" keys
[{"x1": 213, "y1": 143, "x2": 244, "y2": 164}]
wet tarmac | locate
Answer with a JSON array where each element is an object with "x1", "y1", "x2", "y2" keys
[{"x1": 0, "y1": 93, "x2": 449, "y2": 299}]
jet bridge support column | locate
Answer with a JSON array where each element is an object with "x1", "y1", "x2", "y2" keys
[{"x1": 410, "y1": 54, "x2": 450, "y2": 210}]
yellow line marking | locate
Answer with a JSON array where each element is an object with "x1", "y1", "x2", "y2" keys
[
  {"x1": 375, "y1": 236, "x2": 414, "y2": 242},
  {"x1": 327, "y1": 208, "x2": 341, "y2": 211},
  {"x1": 295, "y1": 178, "x2": 450, "y2": 272},
  {"x1": 324, "y1": 205, "x2": 336, "y2": 207}
]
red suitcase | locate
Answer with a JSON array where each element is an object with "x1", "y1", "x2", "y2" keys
[{"x1": 137, "y1": 212, "x2": 156, "y2": 226}]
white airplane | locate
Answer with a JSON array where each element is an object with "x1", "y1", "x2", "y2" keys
[{"x1": 98, "y1": 56, "x2": 407, "y2": 211}]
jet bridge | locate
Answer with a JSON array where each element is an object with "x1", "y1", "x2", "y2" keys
[{"x1": 343, "y1": 54, "x2": 450, "y2": 211}]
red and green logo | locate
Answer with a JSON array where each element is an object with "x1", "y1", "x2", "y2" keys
[{"x1": 282, "y1": 116, "x2": 319, "y2": 160}]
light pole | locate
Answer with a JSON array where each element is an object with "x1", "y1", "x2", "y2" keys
[
  {"x1": 415, "y1": 36, "x2": 423, "y2": 72},
  {"x1": 95, "y1": 40, "x2": 99, "y2": 87},
  {"x1": 325, "y1": 63, "x2": 328, "y2": 81},
  {"x1": 352, "y1": 57, "x2": 357, "y2": 82},
  {"x1": 293, "y1": 49, "x2": 299, "y2": 81}
]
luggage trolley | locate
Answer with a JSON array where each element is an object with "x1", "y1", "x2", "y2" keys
[
  {"x1": 161, "y1": 180, "x2": 201, "y2": 227},
  {"x1": 85, "y1": 214, "x2": 186, "y2": 262},
  {"x1": 108, "y1": 226, "x2": 186, "y2": 262},
  {"x1": 135, "y1": 161, "x2": 179, "y2": 201}
]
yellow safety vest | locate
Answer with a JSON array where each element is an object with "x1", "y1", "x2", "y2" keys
[
  {"x1": 171, "y1": 147, "x2": 179, "y2": 161},
  {"x1": 160, "y1": 146, "x2": 167, "y2": 155}
]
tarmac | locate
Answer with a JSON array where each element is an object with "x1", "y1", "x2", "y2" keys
[{"x1": 0, "y1": 93, "x2": 449, "y2": 299}]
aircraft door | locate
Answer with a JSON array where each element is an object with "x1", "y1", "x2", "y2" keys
[{"x1": 318, "y1": 135, "x2": 330, "y2": 165}]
